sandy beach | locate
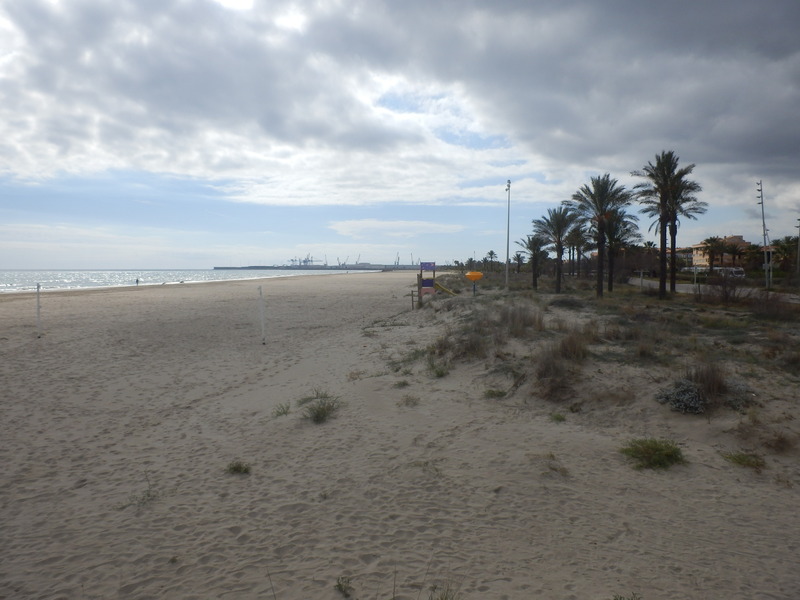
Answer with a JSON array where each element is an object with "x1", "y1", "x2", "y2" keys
[{"x1": 1, "y1": 271, "x2": 798, "y2": 600}]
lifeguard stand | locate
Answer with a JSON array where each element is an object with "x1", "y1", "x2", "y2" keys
[{"x1": 417, "y1": 262, "x2": 436, "y2": 303}]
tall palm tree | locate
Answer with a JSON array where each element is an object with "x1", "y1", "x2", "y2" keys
[
  {"x1": 605, "y1": 208, "x2": 642, "y2": 292},
  {"x1": 565, "y1": 173, "x2": 632, "y2": 297},
  {"x1": 743, "y1": 243, "x2": 763, "y2": 272},
  {"x1": 565, "y1": 225, "x2": 590, "y2": 279},
  {"x1": 724, "y1": 242, "x2": 743, "y2": 268},
  {"x1": 632, "y1": 151, "x2": 703, "y2": 298},
  {"x1": 703, "y1": 236, "x2": 725, "y2": 270},
  {"x1": 513, "y1": 251, "x2": 526, "y2": 274},
  {"x1": 516, "y1": 235, "x2": 549, "y2": 289},
  {"x1": 485, "y1": 250, "x2": 497, "y2": 272},
  {"x1": 532, "y1": 207, "x2": 576, "y2": 293}
]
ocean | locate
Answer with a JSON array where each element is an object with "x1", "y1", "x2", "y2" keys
[{"x1": 0, "y1": 269, "x2": 372, "y2": 294}]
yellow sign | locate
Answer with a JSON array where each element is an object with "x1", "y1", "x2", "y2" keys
[{"x1": 465, "y1": 271, "x2": 484, "y2": 282}]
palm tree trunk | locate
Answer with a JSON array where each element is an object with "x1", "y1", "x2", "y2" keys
[
  {"x1": 669, "y1": 221, "x2": 678, "y2": 292},
  {"x1": 555, "y1": 245, "x2": 563, "y2": 293},
  {"x1": 608, "y1": 250, "x2": 615, "y2": 292},
  {"x1": 658, "y1": 216, "x2": 668, "y2": 299},
  {"x1": 596, "y1": 224, "x2": 605, "y2": 298}
]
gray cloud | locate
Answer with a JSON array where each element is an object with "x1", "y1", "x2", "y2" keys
[{"x1": 1, "y1": 0, "x2": 798, "y2": 226}]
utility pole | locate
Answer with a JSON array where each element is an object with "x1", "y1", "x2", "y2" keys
[
  {"x1": 757, "y1": 181, "x2": 771, "y2": 289},
  {"x1": 796, "y1": 218, "x2": 800, "y2": 275},
  {"x1": 505, "y1": 180, "x2": 511, "y2": 290}
]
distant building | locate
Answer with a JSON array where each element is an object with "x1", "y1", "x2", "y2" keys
[{"x1": 691, "y1": 235, "x2": 751, "y2": 267}]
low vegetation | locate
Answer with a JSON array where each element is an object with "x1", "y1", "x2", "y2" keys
[
  {"x1": 620, "y1": 438, "x2": 686, "y2": 470},
  {"x1": 226, "y1": 460, "x2": 251, "y2": 475},
  {"x1": 299, "y1": 389, "x2": 341, "y2": 423},
  {"x1": 722, "y1": 451, "x2": 766, "y2": 473}
]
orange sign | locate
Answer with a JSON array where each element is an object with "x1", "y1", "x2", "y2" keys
[{"x1": 465, "y1": 271, "x2": 484, "y2": 282}]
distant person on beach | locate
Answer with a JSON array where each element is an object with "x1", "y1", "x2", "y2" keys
[{"x1": 135, "y1": 278, "x2": 139, "y2": 286}]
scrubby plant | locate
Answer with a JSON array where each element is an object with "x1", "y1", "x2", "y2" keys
[
  {"x1": 226, "y1": 460, "x2": 251, "y2": 475},
  {"x1": 687, "y1": 362, "x2": 727, "y2": 403},
  {"x1": 271, "y1": 402, "x2": 291, "y2": 418},
  {"x1": 534, "y1": 347, "x2": 571, "y2": 400},
  {"x1": 656, "y1": 378, "x2": 705, "y2": 414},
  {"x1": 297, "y1": 387, "x2": 332, "y2": 406},
  {"x1": 722, "y1": 451, "x2": 766, "y2": 472},
  {"x1": 428, "y1": 581, "x2": 462, "y2": 600},
  {"x1": 657, "y1": 363, "x2": 753, "y2": 414},
  {"x1": 335, "y1": 575, "x2": 354, "y2": 598},
  {"x1": 397, "y1": 394, "x2": 420, "y2": 407},
  {"x1": 117, "y1": 471, "x2": 163, "y2": 510},
  {"x1": 299, "y1": 390, "x2": 341, "y2": 423},
  {"x1": 498, "y1": 303, "x2": 545, "y2": 337},
  {"x1": 304, "y1": 397, "x2": 340, "y2": 423},
  {"x1": 559, "y1": 331, "x2": 589, "y2": 360},
  {"x1": 550, "y1": 412, "x2": 566, "y2": 423},
  {"x1": 620, "y1": 438, "x2": 686, "y2": 469},
  {"x1": 426, "y1": 354, "x2": 450, "y2": 378},
  {"x1": 484, "y1": 388, "x2": 506, "y2": 399},
  {"x1": 548, "y1": 296, "x2": 584, "y2": 310},
  {"x1": 611, "y1": 593, "x2": 642, "y2": 600}
]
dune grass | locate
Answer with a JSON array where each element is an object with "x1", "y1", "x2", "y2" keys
[{"x1": 620, "y1": 438, "x2": 686, "y2": 470}]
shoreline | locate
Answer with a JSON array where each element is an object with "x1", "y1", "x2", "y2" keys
[{"x1": 0, "y1": 268, "x2": 389, "y2": 297}]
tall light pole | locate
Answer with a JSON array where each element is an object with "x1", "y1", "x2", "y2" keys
[
  {"x1": 505, "y1": 179, "x2": 511, "y2": 290},
  {"x1": 757, "y1": 180, "x2": 771, "y2": 289},
  {"x1": 796, "y1": 217, "x2": 800, "y2": 275}
]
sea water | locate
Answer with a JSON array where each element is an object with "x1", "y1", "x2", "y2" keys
[{"x1": 0, "y1": 269, "x2": 369, "y2": 294}]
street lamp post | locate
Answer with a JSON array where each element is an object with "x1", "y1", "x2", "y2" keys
[
  {"x1": 505, "y1": 180, "x2": 511, "y2": 290},
  {"x1": 796, "y1": 218, "x2": 800, "y2": 275},
  {"x1": 757, "y1": 181, "x2": 771, "y2": 289}
]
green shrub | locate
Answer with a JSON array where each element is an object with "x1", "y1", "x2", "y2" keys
[
  {"x1": 299, "y1": 390, "x2": 341, "y2": 423},
  {"x1": 226, "y1": 460, "x2": 251, "y2": 475},
  {"x1": 271, "y1": 402, "x2": 291, "y2": 418},
  {"x1": 304, "y1": 398, "x2": 340, "y2": 423},
  {"x1": 620, "y1": 438, "x2": 686, "y2": 469},
  {"x1": 722, "y1": 451, "x2": 766, "y2": 472},
  {"x1": 335, "y1": 575, "x2": 354, "y2": 598},
  {"x1": 397, "y1": 394, "x2": 420, "y2": 407}
]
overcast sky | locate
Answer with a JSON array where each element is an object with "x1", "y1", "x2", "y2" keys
[{"x1": 1, "y1": 0, "x2": 799, "y2": 269}]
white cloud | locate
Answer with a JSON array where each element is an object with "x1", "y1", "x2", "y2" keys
[{"x1": 329, "y1": 219, "x2": 465, "y2": 239}]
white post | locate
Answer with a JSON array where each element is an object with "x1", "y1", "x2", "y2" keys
[
  {"x1": 36, "y1": 283, "x2": 42, "y2": 338},
  {"x1": 258, "y1": 286, "x2": 266, "y2": 345}
]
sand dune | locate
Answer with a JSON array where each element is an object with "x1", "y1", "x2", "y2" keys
[{"x1": 1, "y1": 272, "x2": 798, "y2": 599}]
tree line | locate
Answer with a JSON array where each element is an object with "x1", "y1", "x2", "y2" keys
[{"x1": 466, "y1": 150, "x2": 705, "y2": 299}]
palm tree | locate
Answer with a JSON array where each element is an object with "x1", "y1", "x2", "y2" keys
[
  {"x1": 743, "y1": 243, "x2": 763, "y2": 272},
  {"x1": 566, "y1": 173, "x2": 632, "y2": 297},
  {"x1": 565, "y1": 225, "x2": 590, "y2": 278},
  {"x1": 632, "y1": 151, "x2": 703, "y2": 298},
  {"x1": 724, "y1": 242, "x2": 743, "y2": 268},
  {"x1": 513, "y1": 251, "x2": 525, "y2": 274},
  {"x1": 532, "y1": 207, "x2": 576, "y2": 293},
  {"x1": 703, "y1": 236, "x2": 725, "y2": 270},
  {"x1": 516, "y1": 235, "x2": 548, "y2": 289},
  {"x1": 605, "y1": 208, "x2": 642, "y2": 292},
  {"x1": 485, "y1": 250, "x2": 497, "y2": 272},
  {"x1": 772, "y1": 235, "x2": 799, "y2": 272}
]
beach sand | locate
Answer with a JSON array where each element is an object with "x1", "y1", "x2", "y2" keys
[{"x1": 1, "y1": 272, "x2": 798, "y2": 599}]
